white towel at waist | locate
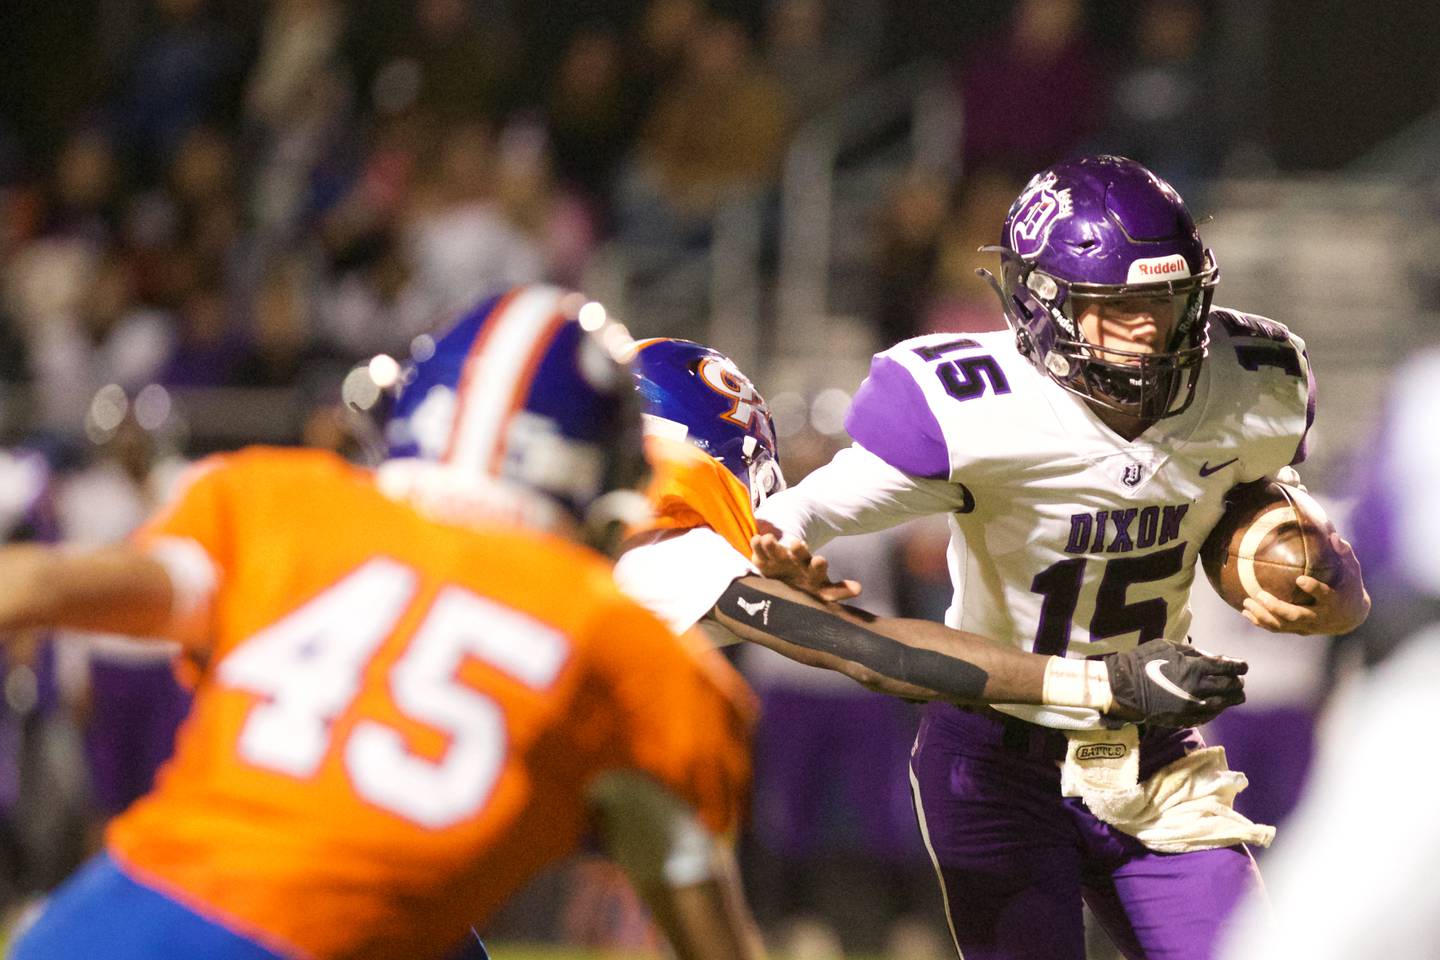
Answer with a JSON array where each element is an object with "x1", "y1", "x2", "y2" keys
[{"x1": 1061, "y1": 726, "x2": 1276, "y2": 854}]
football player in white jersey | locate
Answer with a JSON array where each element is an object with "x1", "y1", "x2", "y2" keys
[
  {"x1": 615, "y1": 337, "x2": 1248, "y2": 727},
  {"x1": 754, "y1": 155, "x2": 1370, "y2": 960}
]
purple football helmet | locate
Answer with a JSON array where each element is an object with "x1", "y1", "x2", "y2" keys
[
  {"x1": 980, "y1": 155, "x2": 1219, "y2": 420},
  {"x1": 629, "y1": 338, "x2": 785, "y2": 509}
]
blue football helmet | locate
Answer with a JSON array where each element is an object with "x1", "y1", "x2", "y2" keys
[
  {"x1": 383, "y1": 284, "x2": 649, "y2": 537},
  {"x1": 629, "y1": 338, "x2": 785, "y2": 509}
]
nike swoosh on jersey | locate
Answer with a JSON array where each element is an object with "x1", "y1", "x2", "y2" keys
[
  {"x1": 1198, "y1": 457, "x2": 1240, "y2": 477},
  {"x1": 1144, "y1": 658, "x2": 1204, "y2": 704}
]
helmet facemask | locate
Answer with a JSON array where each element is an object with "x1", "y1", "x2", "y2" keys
[
  {"x1": 984, "y1": 246, "x2": 1218, "y2": 421},
  {"x1": 982, "y1": 155, "x2": 1223, "y2": 424},
  {"x1": 744, "y1": 442, "x2": 786, "y2": 510}
]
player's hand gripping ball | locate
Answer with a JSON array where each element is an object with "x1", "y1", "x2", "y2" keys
[{"x1": 1200, "y1": 479, "x2": 1343, "y2": 611}]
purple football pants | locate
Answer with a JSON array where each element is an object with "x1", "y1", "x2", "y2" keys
[{"x1": 909, "y1": 704, "x2": 1261, "y2": 960}]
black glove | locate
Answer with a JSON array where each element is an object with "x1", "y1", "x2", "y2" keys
[{"x1": 1102, "y1": 639, "x2": 1248, "y2": 728}]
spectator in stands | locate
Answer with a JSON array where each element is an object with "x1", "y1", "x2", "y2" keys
[
  {"x1": 46, "y1": 130, "x2": 120, "y2": 249},
  {"x1": 627, "y1": 0, "x2": 705, "y2": 114},
  {"x1": 619, "y1": 15, "x2": 789, "y2": 248},
  {"x1": 157, "y1": 282, "x2": 243, "y2": 388},
  {"x1": 319, "y1": 231, "x2": 429, "y2": 360},
  {"x1": 8, "y1": 239, "x2": 171, "y2": 434},
  {"x1": 402, "y1": 122, "x2": 544, "y2": 322},
  {"x1": 167, "y1": 127, "x2": 244, "y2": 283},
  {"x1": 871, "y1": 173, "x2": 951, "y2": 348},
  {"x1": 955, "y1": 0, "x2": 1100, "y2": 178},
  {"x1": 397, "y1": 0, "x2": 520, "y2": 125},
  {"x1": 110, "y1": 0, "x2": 245, "y2": 178},
  {"x1": 1101, "y1": 0, "x2": 1224, "y2": 200},
  {"x1": 232, "y1": 261, "x2": 342, "y2": 391},
  {"x1": 923, "y1": 166, "x2": 1022, "y2": 335},
  {"x1": 244, "y1": 0, "x2": 352, "y2": 248},
  {"x1": 316, "y1": 108, "x2": 427, "y2": 296},
  {"x1": 544, "y1": 24, "x2": 642, "y2": 224},
  {"x1": 495, "y1": 122, "x2": 598, "y2": 289},
  {"x1": 245, "y1": 0, "x2": 347, "y2": 135},
  {"x1": 764, "y1": 0, "x2": 865, "y2": 121}
]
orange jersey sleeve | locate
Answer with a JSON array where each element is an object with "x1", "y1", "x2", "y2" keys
[
  {"x1": 134, "y1": 457, "x2": 232, "y2": 564},
  {"x1": 579, "y1": 599, "x2": 756, "y2": 836},
  {"x1": 131, "y1": 455, "x2": 263, "y2": 665},
  {"x1": 106, "y1": 448, "x2": 755, "y2": 960},
  {"x1": 638, "y1": 435, "x2": 758, "y2": 556}
]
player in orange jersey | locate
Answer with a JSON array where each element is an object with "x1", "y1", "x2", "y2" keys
[
  {"x1": 614, "y1": 338, "x2": 1249, "y2": 722},
  {"x1": 5, "y1": 287, "x2": 765, "y2": 960}
]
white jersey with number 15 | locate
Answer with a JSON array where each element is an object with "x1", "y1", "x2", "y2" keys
[{"x1": 757, "y1": 310, "x2": 1313, "y2": 729}]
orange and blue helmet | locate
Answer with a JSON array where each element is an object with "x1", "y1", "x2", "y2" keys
[
  {"x1": 629, "y1": 338, "x2": 785, "y2": 509},
  {"x1": 383, "y1": 284, "x2": 649, "y2": 528}
]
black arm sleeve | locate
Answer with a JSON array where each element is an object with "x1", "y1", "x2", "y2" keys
[{"x1": 713, "y1": 578, "x2": 990, "y2": 701}]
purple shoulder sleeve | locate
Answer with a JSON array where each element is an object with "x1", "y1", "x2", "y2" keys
[
  {"x1": 1290, "y1": 346, "x2": 1318, "y2": 465},
  {"x1": 844, "y1": 355, "x2": 951, "y2": 479}
]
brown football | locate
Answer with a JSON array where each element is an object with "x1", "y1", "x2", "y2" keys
[{"x1": 1199, "y1": 480, "x2": 1343, "y2": 611}]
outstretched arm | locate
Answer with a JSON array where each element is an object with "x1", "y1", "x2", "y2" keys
[
  {"x1": 0, "y1": 544, "x2": 177, "y2": 638},
  {"x1": 709, "y1": 575, "x2": 1247, "y2": 727},
  {"x1": 755, "y1": 444, "x2": 969, "y2": 554}
]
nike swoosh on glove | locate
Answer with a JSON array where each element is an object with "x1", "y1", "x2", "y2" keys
[{"x1": 1103, "y1": 639, "x2": 1248, "y2": 728}]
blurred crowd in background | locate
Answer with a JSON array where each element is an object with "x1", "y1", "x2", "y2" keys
[{"x1": 0, "y1": 0, "x2": 1436, "y2": 956}]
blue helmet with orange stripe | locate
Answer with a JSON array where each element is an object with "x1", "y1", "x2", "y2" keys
[
  {"x1": 629, "y1": 339, "x2": 785, "y2": 509},
  {"x1": 383, "y1": 285, "x2": 650, "y2": 539}
]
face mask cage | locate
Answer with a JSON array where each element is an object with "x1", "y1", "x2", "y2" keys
[
  {"x1": 981, "y1": 247, "x2": 1218, "y2": 420},
  {"x1": 744, "y1": 447, "x2": 786, "y2": 510},
  {"x1": 1065, "y1": 334, "x2": 1209, "y2": 420}
]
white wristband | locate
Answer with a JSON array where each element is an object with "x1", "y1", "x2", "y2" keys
[
  {"x1": 145, "y1": 536, "x2": 219, "y2": 643},
  {"x1": 1042, "y1": 657, "x2": 1114, "y2": 713}
]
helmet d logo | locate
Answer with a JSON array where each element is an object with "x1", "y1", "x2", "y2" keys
[
  {"x1": 1009, "y1": 176, "x2": 1073, "y2": 260},
  {"x1": 698, "y1": 357, "x2": 761, "y2": 427}
]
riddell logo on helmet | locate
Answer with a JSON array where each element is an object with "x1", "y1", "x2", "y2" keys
[{"x1": 1127, "y1": 255, "x2": 1190, "y2": 283}]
